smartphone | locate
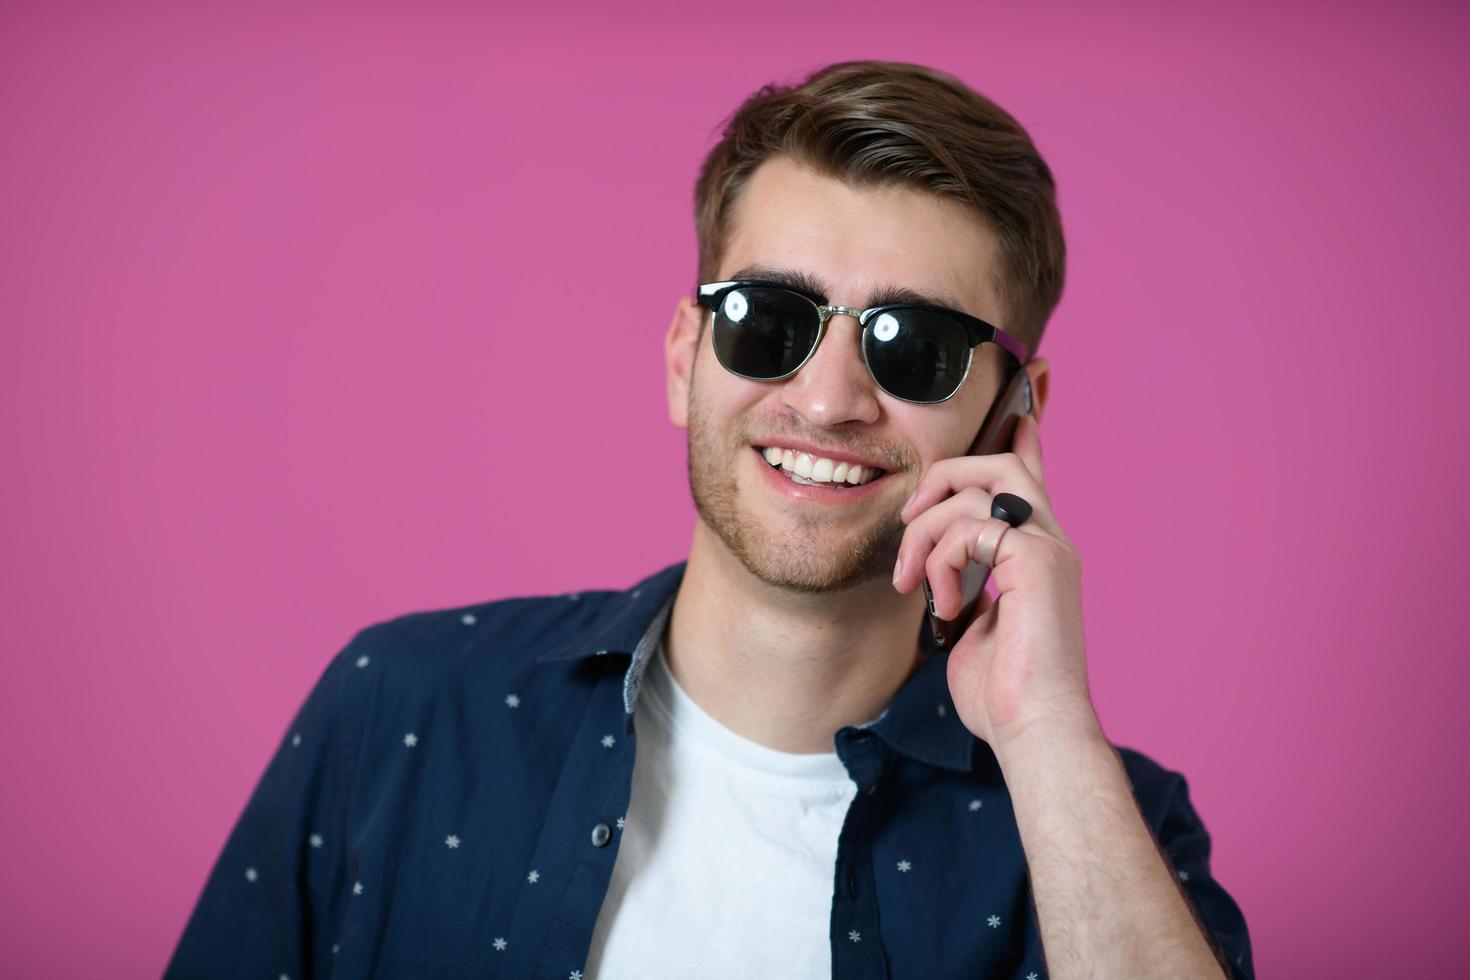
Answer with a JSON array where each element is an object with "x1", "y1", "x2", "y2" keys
[{"x1": 920, "y1": 366, "x2": 1035, "y2": 649}]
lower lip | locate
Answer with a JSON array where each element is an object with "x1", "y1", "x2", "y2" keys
[{"x1": 752, "y1": 447, "x2": 891, "y2": 504}]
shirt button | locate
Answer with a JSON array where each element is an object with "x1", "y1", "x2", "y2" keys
[{"x1": 591, "y1": 822, "x2": 612, "y2": 847}]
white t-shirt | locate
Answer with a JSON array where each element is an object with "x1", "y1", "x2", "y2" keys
[{"x1": 583, "y1": 639, "x2": 858, "y2": 979}]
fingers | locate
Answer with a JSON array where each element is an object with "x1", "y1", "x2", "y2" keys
[
  {"x1": 893, "y1": 426, "x2": 1065, "y2": 608},
  {"x1": 909, "y1": 515, "x2": 1039, "y2": 619},
  {"x1": 894, "y1": 485, "x2": 1036, "y2": 595},
  {"x1": 916, "y1": 515, "x2": 990, "y2": 619},
  {"x1": 899, "y1": 451, "x2": 1057, "y2": 536},
  {"x1": 894, "y1": 487, "x2": 992, "y2": 595}
]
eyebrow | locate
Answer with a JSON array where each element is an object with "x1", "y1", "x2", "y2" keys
[{"x1": 727, "y1": 264, "x2": 969, "y2": 313}]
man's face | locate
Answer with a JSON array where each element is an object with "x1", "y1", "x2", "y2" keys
[{"x1": 667, "y1": 156, "x2": 1013, "y2": 595}]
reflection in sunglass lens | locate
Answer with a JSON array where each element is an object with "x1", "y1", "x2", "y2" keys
[
  {"x1": 864, "y1": 309, "x2": 972, "y2": 403},
  {"x1": 711, "y1": 286, "x2": 819, "y2": 380}
]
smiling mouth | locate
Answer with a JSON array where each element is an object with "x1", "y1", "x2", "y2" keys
[{"x1": 754, "y1": 446, "x2": 888, "y2": 489}]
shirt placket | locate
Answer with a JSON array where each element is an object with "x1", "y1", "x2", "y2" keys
[
  {"x1": 480, "y1": 660, "x2": 636, "y2": 980},
  {"x1": 831, "y1": 725, "x2": 892, "y2": 980}
]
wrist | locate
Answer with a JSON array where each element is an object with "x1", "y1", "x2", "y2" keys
[{"x1": 992, "y1": 699, "x2": 1109, "y2": 770}]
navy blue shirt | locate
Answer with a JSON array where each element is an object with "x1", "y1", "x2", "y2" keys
[{"x1": 166, "y1": 560, "x2": 1253, "y2": 979}]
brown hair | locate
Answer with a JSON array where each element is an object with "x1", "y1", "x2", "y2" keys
[{"x1": 693, "y1": 60, "x2": 1065, "y2": 355}]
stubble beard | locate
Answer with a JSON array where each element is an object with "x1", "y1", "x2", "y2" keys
[{"x1": 684, "y1": 384, "x2": 906, "y2": 596}]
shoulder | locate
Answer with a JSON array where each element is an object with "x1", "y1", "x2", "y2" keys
[
  {"x1": 335, "y1": 586, "x2": 625, "y2": 691},
  {"x1": 299, "y1": 562, "x2": 685, "y2": 717},
  {"x1": 1115, "y1": 744, "x2": 1183, "y2": 794},
  {"x1": 1112, "y1": 745, "x2": 1225, "y2": 857},
  {"x1": 1113, "y1": 744, "x2": 1202, "y2": 831}
]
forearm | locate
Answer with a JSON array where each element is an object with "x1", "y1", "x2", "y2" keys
[{"x1": 996, "y1": 713, "x2": 1226, "y2": 980}]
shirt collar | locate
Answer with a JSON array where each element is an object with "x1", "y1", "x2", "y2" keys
[{"x1": 536, "y1": 560, "x2": 976, "y2": 773}]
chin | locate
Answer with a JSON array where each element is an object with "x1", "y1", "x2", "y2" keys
[
  {"x1": 739, "y1": 547, "x2": 889, "y2": 595},
  {"x1": 692, "y1": 482, "x2": 905, "y2": 595}
]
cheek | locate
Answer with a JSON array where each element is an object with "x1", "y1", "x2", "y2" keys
[
  {"x1": 949, "y1": 356, "x2": 1009, "y2": 449},
  {"x1": 694, "y1": 358, "x2": 786, "y2": 428},
  {"x1": 687, "y1": 371, "x2": 761, "y2": 451},
  {"x1": 886, "y1": 403, "x2": 990, "y2": 478},
  {"x1": 971, "y1": 349, "x2": 1010, "y2": 405}
]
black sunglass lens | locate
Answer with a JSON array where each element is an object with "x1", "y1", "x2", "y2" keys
[
  {"x1": 864, "y1": 309, "x2": 972, "y2": 402},
  {"x1": 711, "y1": 287, "x2": 819, "y2": 380}
]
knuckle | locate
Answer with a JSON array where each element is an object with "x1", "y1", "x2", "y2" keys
[
  {"x1": 998, "y1": 451, "x2": 1035, "y2": 485},
  {"x1": 957, "y1": 486, "x2": 988, "y2": 506},
  {"x1": 1039, "y1": 535, "x2": 1079, "y2": 569},
  {"x1": 917, "y1": 459, "x2": 948, "y2": 485},
  {"x1": 1030, "y1": 534, "x2": 1060, "y2": 559}
]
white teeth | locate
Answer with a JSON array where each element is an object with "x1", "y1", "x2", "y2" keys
[{"x1": 759, "y1": 446, "x2": 881, "y2": 486}]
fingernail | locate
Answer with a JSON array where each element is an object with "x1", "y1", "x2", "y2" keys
[
  {"x1": 902, "y1": 490, "x2": 916, "y2": 511},
  {"x1": 892, "y1": 555, "x2": 903, "y2": 586}
]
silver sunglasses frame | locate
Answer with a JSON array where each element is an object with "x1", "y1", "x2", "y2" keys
[{"x1": 694, "y1": 279, "x2": 1031, "y2": 405}]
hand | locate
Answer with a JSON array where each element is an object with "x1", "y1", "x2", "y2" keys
[{"x1": 892, "y1": 414, "x2": 1094, "y2": 750}]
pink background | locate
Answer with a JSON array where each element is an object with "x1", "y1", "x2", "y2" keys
[{"x1": 3, "y1": 1, "x2": 1467, "y2": 976}]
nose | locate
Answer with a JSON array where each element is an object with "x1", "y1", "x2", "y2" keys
[{"x1": 777, "y1": 308, "x2": 882, "y2": 427}]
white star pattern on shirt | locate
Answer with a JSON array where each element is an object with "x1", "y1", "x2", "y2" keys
[
  {"x1": 631, "y1": 589, "x2": 642, "y2": 598},
  {"x1": 279, "y1": 974, "x2": 289, "y2": 980},
  {"x1": 403, "y1": 732, "x2": 418, "y2": 747},
  {"x1": 527, "y1": 870, "x2": 540, "y2": 884},
  {"x1": 937, "y1": 703, "x2": 947, "y2": 717},
  {"x1": 569, "y1": 593, "x2": 581, "y2": 601},
  {"x1": 570, "y1": 971, "x2": 583, "y2": 979},
  {"x1": 897, "y1": 860, "x2": 911, "y2": 873},
  {"x1": 244, "y1": 867, "x2": 258, "y2": 883},
  {"x1": 1027, "y1": 973, "x2": 1038, "y2": 979},
  {"x1": 355, "y1": 655, "x2": 370, "y2": 668},
  {"x1": 1178, "y1": 870, "x2": 1190, "y2": 882},
  {"x1": 445, "y1": 835, "x2": 460, "y2": 849},
  {"x1": 331, "y1": 945, "x2": 339, "y2": 955},
  {"x1": 353, "y1": 881, "x2": 363, "y2": 895},
  {"x1": 615, "y1": 816, "x2": 625, "y2": 830},
  {"x1": 987, "y1": 914, "x2": 1001, "y2": 928},
  {"x1": 309, "y1": 833, "x2": 323, "y2": 848},
  {"x1": 505, "y1": 694, "x2": 520, "y2": 708},
  {"x1": 969, "y1": 799, "x2": 983, "y2": 811},
  {"x1": 461, "y1": 613, "x2": 477, "y2": 625},
  {"x1": 848, "y1": 930, "x2": 861, "y2": 943},
  {"x1": 493, "y1": 937, "x2": 507, "y2": 951},
  {"x1": 291, "y1": 733, "x2": 301, "y2": 747},
  {"x1": 601, "y1": 734, "x2": 615, "y2": 748}
]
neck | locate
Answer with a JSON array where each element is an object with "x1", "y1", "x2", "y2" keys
[{"x1": 664, "y1": 521, "x2": 930, "y2": 755}]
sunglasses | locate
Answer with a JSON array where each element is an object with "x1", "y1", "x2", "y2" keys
[{"x1": 694, "y1": 278, "x2": 1031, "y2": 404}]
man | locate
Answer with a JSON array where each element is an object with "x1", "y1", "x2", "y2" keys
[{"x1": 167, "y1": 61, "x2": 1253, "y2": 979}]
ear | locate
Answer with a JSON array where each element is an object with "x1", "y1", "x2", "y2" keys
[
  {"x1": 665, "y1": 295, "x2": 703, "y2": 429},
  {"x1": 1024, "y1": 356, "x2": 1051, "y2": 424}
]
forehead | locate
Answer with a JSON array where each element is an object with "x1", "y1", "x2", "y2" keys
[{"x1": 720, "y1": 155, "x2": 1004, "y2": 323}]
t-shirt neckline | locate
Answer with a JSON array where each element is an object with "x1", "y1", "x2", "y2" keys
[{"x1": 642, "y1": 639, "x2": 854, "y2": 783}]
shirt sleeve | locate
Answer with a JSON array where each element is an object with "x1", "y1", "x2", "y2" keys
[
  {"x1": 164, "y1": 636, "x2": 364, "y2": 980},
  {"x1": 1151, "y1": 766, "x2": 1255, "y2": 980}
]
